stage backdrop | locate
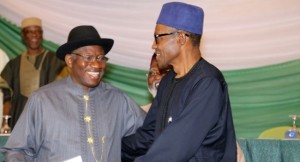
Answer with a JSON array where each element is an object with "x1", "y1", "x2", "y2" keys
[{"x1": 1, "y1": 0, "x2": 300, "y2": 138}]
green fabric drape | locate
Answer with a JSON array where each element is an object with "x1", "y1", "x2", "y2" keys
[
  {"x1": 1, "y1": 16, "x2": 300, "y2": 138},
  {"x1": 224, "y1": 60, "x2": 300, "y2": 138}
]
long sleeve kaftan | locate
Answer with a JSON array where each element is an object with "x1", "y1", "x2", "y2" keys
[
  {"x1": 1, "y1": 76, "x2": 146, "y2": 162},
  {"x1": 122, "y1": 58, "x2": 236, "y2": 162}
]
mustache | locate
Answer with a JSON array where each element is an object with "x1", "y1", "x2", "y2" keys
[{"x1": 85, "y1": 68, "x2": 104, "y2": 72}]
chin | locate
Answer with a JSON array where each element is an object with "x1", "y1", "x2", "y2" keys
[
  {"x1": 86, "y1": 80, "x2": 101, "y2": 88},
  {"x1": 148, "y1": 87, "x2": 157, "y2": 98}
]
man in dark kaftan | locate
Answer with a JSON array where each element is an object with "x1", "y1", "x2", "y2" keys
[{"x1": 122, "y1": 2, "x2": 237, "y2": 162}]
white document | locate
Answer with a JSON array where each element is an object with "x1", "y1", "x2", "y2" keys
[{"x1": 63, "y1": 156, "x2": 83, "y2": 162}]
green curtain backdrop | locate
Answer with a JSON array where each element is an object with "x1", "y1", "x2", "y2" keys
[
  {"x1": 224, "y1": 60, "x2": 300, "y2": 138},
  {"x1": 0, "y1": 16, "x2": 152, "y2": 106},
  {"x1": 1, "y1": 16, "x2": 300, "y2": 138}
]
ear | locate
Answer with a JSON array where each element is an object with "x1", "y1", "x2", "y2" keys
[
  {"x1": 65, "y1": 54, "x2": 73, "y2": 68},
  {"x1": 177, "y1": 32, "x2": 186, "y2": 45},
  {"x1": 21, "y1": 30, "x2": 25, "y2": 40},
  {"x1": 178, "y1": 32, "x2": 187, "y2": 45}
]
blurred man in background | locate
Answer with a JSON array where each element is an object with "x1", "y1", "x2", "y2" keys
[
  {"x1": 0, "y1": 17, "x2": 66, "y2": 129},
  {"x1": 141, "y1": 53, "x2": 170, "y2": 112}
]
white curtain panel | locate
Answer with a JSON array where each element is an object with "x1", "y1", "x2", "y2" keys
[{"x1": 1, "y1": 0, "x2": 300, "y2": 70}]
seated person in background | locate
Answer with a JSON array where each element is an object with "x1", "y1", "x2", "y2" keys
[
  {"x1": 141, "y1": 53, "x2": 170, "y2": 112},
  {"x1": 0, "y1": 88, "x2": 11, "y2": 128},
  {"x1": 0, "y1": 48, "x2": 9, "y2": 72},
  {"x1": 1, "y1": 25, "x2": 146, "y2": 162},
  {"x1": 0, "y1": 17, "x2": 66, "y2": 129},
  {"x1": 0, "y1": 48, "x2": 10, "y2": 127}
]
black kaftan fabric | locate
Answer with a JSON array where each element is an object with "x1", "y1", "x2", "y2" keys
[{"x1": 122, "y1": 58, "x2": 237, "y2": 162}]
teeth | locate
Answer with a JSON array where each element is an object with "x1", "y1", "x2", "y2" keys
[
  {"x1": 31, "y1": 38, "x2": 38, "y2": 42},
  {"x1": 156, "y1": 53, "x2": 161, "y2": 56},
  {"x1": 87, "y1": 72, "x2": 99, "y2": 76}
]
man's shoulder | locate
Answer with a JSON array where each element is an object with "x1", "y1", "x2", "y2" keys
[
  {"x1": 42, "y1": 50, "x2": 66, "y2": 68},
  {"x1": 42, "y1": 50, "x2": 62, "y2": 60},
  {"x1": 45, "y1": 50, "x2": 56, "y2": 57},
  {"x1": 35, "y1": 77, "x2": 66, "y2": 93},
  {"x1": 2, "y1": 55, "x2": 21, "y2": 71},
  {"x1": 97, "y1": 82, "x2": 134, "y2": 100},
  {"x1": 99, "y1": 82, "x2": 122, "y2": 92},
  {"x1": 8, "y1": 55, "x2": 21, "y2": 63},
  {"x1": 198, "y1": 59, "x2": 225, "y2": 81}
]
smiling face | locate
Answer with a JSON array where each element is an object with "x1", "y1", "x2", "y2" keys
[
  {"x1": 65, "y1": 45, "x2": 107, "y2": 92},
  {"x1": 21, "y1": 26, "x2": 43, "y2": 52}
]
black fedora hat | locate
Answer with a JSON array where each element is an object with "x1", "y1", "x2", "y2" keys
[{"x1": 56, "y1": 25, "x2": 114, "y2": 61}]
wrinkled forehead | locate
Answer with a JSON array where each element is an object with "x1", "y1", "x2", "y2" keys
[{"x1": 22, "y1": 25, "x2": 42, "y2": 31}]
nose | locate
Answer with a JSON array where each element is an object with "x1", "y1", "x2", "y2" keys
[
  {"x1": 89, "y1": 60, "x2": 106, "y2": 68},
  {"x1": 154, "y1": 74, "x2": 162, "y2": 81},
  {"x1": 152, "y1": 40, "x2": 157, "y2": 50}
]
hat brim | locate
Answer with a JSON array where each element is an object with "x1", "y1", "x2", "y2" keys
[{"x1": 56, "y1": 38, "x2": 114, "y2": 61}]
